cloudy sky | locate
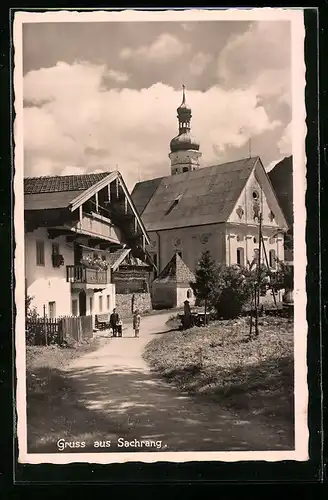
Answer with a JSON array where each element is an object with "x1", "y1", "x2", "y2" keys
[{"x1": 23, "y1": 19, "x2": 292, "y2": 189}]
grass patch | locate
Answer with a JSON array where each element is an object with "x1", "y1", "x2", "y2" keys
[
  {"x1": 144, "y1": 317, "x2": 294, "y2": 424},
  {"x1": 26, "y1": 338, "x2": 106, "y2": 452}
]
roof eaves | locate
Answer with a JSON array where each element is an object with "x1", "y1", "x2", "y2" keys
[
  {"x1": 118, "y1": 174, "x2": 151, "y2": 246},
  {"x1": 70, "y1": 171, "x2": 118, "y2": 212},
  {"x1": 258, "y1": 158, "x2": 290, "y2": 230},
  {"x1": 111, "y1": 248, "x2": 131, "y2": 272},
  {"x1": 225, "y1": 157, "x2": 258, "y2": 223}
]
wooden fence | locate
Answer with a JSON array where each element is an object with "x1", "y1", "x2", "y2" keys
[{"x1": 26, "y1": 315, "x2": 93, "y2": 346}]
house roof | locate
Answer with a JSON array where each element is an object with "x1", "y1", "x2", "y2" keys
[
  {"x1": 131, "y1": 157, "x2": 258, "y2": 231},
  {"x1": 154, "y1": 252, "x2": 195, "y2": 284},
  {"x1": 24, "y1": 172, "x2": 109, "y2": 194},
  {"x1": 24, "y1": 191, "x2": 83, "y2": 211},
  {"x1": 24, "y1": 172, "x2": 110, "y2": 211}
]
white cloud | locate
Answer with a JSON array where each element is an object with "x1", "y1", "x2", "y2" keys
[
  {"x1": 23, "y1": 62, "x2": 282, "y2": 189},
  {"x1": 106, "y1": 69, "x2": 129, "y2": 83},
  {"x1": 189, "y1": 52, "x2": 213, "y2": 76},
  {"x1": 218, "y1": 21, "x2": 291, "y2": 104},
  {"x1": 119, "y1": 33, "x2": 190, "y2": 63},
  {"x1": 278, "y1": 122, "x2": 292, "y2": 155}
]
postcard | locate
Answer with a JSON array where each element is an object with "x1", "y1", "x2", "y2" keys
[{"x1": 14, "y1": 7, "x2": 308, "y2": 465}]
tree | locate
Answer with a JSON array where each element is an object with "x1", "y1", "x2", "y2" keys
[
  {"x1": 212, "y1": 264, "x2": 253, "y2": 319},
  {"x1": 190, "y1": 251, "x2": 219, "y2": 325},
  {"x1": 270, "y1": 259, "x2": 294, "y2": 292}
]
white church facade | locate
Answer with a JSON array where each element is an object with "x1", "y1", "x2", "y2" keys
[{"x1": 132, "y1": 87, "x2": 289, "y2": 275}]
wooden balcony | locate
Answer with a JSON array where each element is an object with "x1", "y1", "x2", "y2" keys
[
  {"x1": 70, "y1": 212, "x2": 123, "y2": 244},
  {"x1": 66, "y1": 265, "x2": 110, "y2": 291}
]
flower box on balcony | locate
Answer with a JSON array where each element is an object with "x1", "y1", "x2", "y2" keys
[{"x1": 80, "y1": 256, "x2": 109, "y2": 271}]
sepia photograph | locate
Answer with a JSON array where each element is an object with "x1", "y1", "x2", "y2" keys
[{"x1": 14, "y1": 8, "x2": 308, "y2": 464}]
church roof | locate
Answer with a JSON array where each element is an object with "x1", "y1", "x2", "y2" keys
[
  {"x1": 132, "y1": 157, "x2": 259, "y2": 231},
  {"x1": 154, "y1": 252, "x2": 195, "y2": 284}
]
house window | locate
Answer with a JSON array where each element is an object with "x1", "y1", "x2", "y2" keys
[
  {"x1": 236, "y1": 247, "x2": 245, "y2": 267},
  {"x1": 177, "y1": 251, "x2": 182, "y2": 259},
  {"x1": 183, "y1": 167, "x2": 188, "y2": 172},
  {"x1": 99, "y1": 295, "x2": 103, "y2": 312},
  {"x1": 252, "y1": 190, "x2": 259, "y2": 200},
  {"x1": 187, "y1": 289, "x2": 192, "y2": 299},
  {"x1": 269, "y1": 249, "x2": 276, "y2": 269},
  {"x1": 89, "y1": 297, "x2": 93, "y2": 313},
  {"x1": 72, "y1": 299, "x2": 78, "y2": 316},
  {"x1": 107, "y1": 295, "x2": 110, "y2": 310},
  {"x1": 253, "y1": 237, "x2": 258, "y2": 244},
  {"x1": 52, "y1": 243, "x2": 59, "y2": 255},
  {"x1": 36, "y1": 240, "x2": 45, "y2": 266},
  {"x1": 48, "y1": 301, "x2": 56, "y2": 319}
]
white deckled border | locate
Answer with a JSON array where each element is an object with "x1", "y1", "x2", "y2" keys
[{"x1": 14, "y1": 7, "x2": 308, "y2": 465}]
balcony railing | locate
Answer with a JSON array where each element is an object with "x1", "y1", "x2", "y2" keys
[{"x1": 66, "y1": 265, "x2": 109, "y2": 285}]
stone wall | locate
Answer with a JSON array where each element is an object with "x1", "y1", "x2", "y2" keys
[{"x1": 115, "y1": 292, "x2": 152, "y2": 318}]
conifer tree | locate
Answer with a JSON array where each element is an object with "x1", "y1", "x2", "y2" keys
[{"x1": 190, "y1": 250, "x2": 218, "y2": 325}]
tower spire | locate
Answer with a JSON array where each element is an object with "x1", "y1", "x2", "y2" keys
[
  {"x1": 169, "y1": 86, "x2": 202, "y2": 176},
  {"x1": 182, "y1": 84, "x2": 186, "y2": 105}
]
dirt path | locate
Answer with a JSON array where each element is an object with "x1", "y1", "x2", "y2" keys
[{"x1": 63, "y1": 313, "x2": 293, "y2": 453}]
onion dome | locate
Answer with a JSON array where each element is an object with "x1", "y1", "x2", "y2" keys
[
  {"x1": 177, "y1": 85, "x2": 192, "y2": 116},
  {"x1": 170, "y1": 132, "x2": 200, "y2": 152},
  {"x1": 169, "y1": 85, "x2": 200, "y2": 153}
]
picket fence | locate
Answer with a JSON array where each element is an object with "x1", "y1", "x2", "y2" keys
[{"x1": 26, "y1": 315, "x2": 93, "y2": 345}]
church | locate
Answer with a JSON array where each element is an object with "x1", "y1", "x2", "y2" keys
[{"x1": 131, "y1": 87, "x2": 290, "y2": 277}]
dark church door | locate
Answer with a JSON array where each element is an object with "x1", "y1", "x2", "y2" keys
[{"x1": 79, "y1": 290, "x2": 87, "y2": 316}]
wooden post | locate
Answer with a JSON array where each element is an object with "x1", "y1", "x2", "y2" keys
[
  {"x1": 107, "y1": 183, "x2": 111, "y2": 203},
  {"x1": 116, "y1": 177, "x2": 119, "y2": 199},
  {"x1": 261, "y1": 232, "x2": 278, "y2": 308},
  {"x1": 43, "y1": 304, "x2": 48, "y2": 346},
  {"x1": 79, "y1": 205, "x2": 83, "y2": 227},
  {"x1": 95, "y1": 192, "x2": 99, "y2": 213},
  {"x1": 254, "y1": 213, "x2": 262, "y2": 336}
]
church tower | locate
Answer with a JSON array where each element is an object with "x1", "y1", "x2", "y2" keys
[{"x1": 169, "y1": 85, "x2": 202, "y2": 175}]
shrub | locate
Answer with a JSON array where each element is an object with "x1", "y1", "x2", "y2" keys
[
  {"x1": 270, "y1": 260, "x2": 293, "y2": 291},
  {"x1": 211, "y1": 265, "x2": 253, "y2": 319}
]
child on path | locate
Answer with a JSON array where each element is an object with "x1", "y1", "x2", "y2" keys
[{"x1": 133, "y1": 310, "x2": 141, "y2": 338}]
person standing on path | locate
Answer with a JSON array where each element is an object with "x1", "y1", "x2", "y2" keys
[
  {"x1": 110, "y1": 308, "x2": 120, "y2": 337},
  {"x1": 183, "y1": 300, "x2": 192, "y2": 330},
  {"x1": 133, "y1": 309, "x2": 141, "y2": 338}
]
